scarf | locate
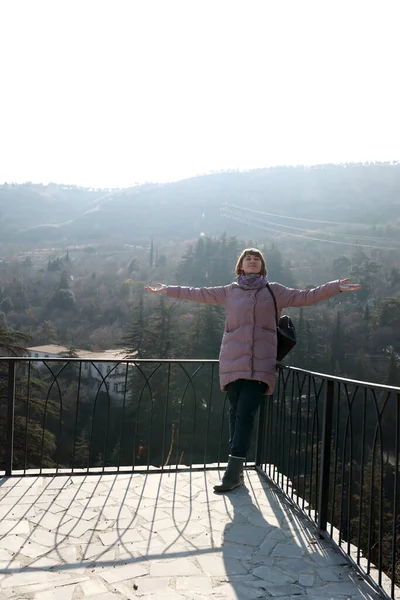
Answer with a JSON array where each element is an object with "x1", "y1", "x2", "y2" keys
[{"x1": 237, "y1": 274, "x2": 268, "y2": 290}]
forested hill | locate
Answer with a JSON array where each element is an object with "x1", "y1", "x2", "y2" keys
[{"x1": 1, "y1": 162, "x2": 400, "y2": 243}]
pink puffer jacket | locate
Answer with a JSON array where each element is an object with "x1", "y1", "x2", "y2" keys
[{"x1": 167, "y1": 280, "x2": 341, "y2": 394}]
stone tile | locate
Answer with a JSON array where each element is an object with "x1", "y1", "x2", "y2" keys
[
  {"x1": 299, "y1": 572, "x2": 315, "y2": 586},
  {"x1": 64, "y1": 505, "x2": 99, "y2": 520},
  {"x1": 192, "y1": 491, "x2": 226, "y2": 504},
  {"x1": 307, "y1": 581, "x2": 373, "y2": 596},
  {"x1": 135, "y1": 507, "x2": 170, "y2": 522},
  {"x1": 99, "y1": 505, "x2": 134, "y2": 520},
  {"x1": 119, "y1": 539, "x2": 169, "y2": 557},
  {"x1": 0, "y1": 494, "x2": 39, "y2": 505},
  {"x1": 257, "y1": 514, "x2": 283, "y2": 528},
  {"x1": 55, "y1": 489, "x2": 92, "y2": 501},
  {"x1": 91, "y1": 594, "x2": 125, "y2": 600},
  {"x1": 219, "y1": 544, "x2": 254, "y2": 559},
  {"x1": 213, "y1": 581, "x2": 268, "y2": 599},
  {"x1": 317, "y1": 566, "x2": 353, "y2": 581},
  {"x1": 45, "y1": 477, "x2": 72, "y2": 490},
  {"x1": 27, "y1": 556, "x2": 60, "y2": 569},
  {"x1": 1, "y1": 571, "x2": 88, "y2": 591},
  {"x1": 98, "y1": 562, "x2": 148, "y2": 582},
  {"x1": 197, "y1": 517, "x2": 226, "y2": 532},
  {"x1": 0, "y1": 486, "x2": 39, "y2": 498},
  {"x1": 156, "y1": 524, "x2": 205, "y2": 544},
  {"x1": 160, "y1": 492, "x2": 197, "y2": 504},
  {"x1": 87, "y1": 519, "x2": 112, "y2": 531},
  {"x1": 268, "y1": 528, "x2": 292, "y2": 542},
  {"x1": 307, "y1": 548, "x2": 349, "y2": 566},
  {"x1": 116, "y1": 576, "x2": 171, "y2": 594},
  {"x1": 140, "y1": 517, "x2": 178, "y2": 532},
  {"x1": 0, "y1": 535, "x2": 49, "y2": 558},
  {"x1": 68, "y1": 493, "x2": 106, "y2": 510},
  {"x1": 80, "y1": 482, "x2": 111, "y2": 495},
  {"x1": 150, "y1": 558, "x2": 203, "y2": 577},
  {"x1": 174, "y1": 484, "x2": 204, "y2": 497},
  {"x1": 29, "y1": 511, "x2": 73, "y2": 530},
  {"x1": 33, "y1": 584, "x2": 77, "y2": 600},
  {"x1": 0, "y1": 519, "x2": 30, "y2": 535},
  {"x1": 252, "y1": 565, "x2": 296, "y2": 585},
  {"x1": 264, "y1": 583, "x2": 305, "y2": 596},
  {"x1": 134, "y1": 481, "x2": 165, "y2": 499},
  {"x1": 223, "y1": 524, "x2": 268, "y2": 546},
  {"x1": 0, "y1": 504, "x2": 37, "y2": 519},
  {"x1": 98, "y1": 527, "x2": 145, "y2": 545},
  {"x1": 276, "y1": 557, "x2": 316, "y2": 573},
  {"x1": 176, "y1": 576, "x2": 213, "y2": 591},
  {"x1": 0, "y1": 559, "x2": 21, "y2": 571},
  {"x1": 246, "y1": 512, "x2": 278, "y2": 529},
  {"x1": 271, "y1": 541, "x2": 304, "y2": 558},
  {"x1": 44, "y1": 544, "x2": 77, "y2": 563},
  {"x1": 128, "y1": 592, "x2": 186, "y2": 600},
  {"x1": 55, "y1": 497, "x2": 87, "y2": 510},
  {"x1": 196, "y1": 554, "x2": 248, "y2": 576},
  {"x1": 188, "y1": 532, "x2": 223, "y2": 548},
  {"x1": 167, "y1": 508, "x2": 205, "y2": 522},
  {"x1": 57, "y1": 517, "x2": 100, "y2": 537},
  {"x1": 80, "y1": 578, "x2": 109, "y2": 595},
  {"x1": 257, "y1": 537, "x2": 279, "y2": 556},
  {"x1": 36, "y1": 502, "x2": 66, "y2": 513},
  {"x1": 82, "y1": 543, "x2": 118, "y2": 561}
]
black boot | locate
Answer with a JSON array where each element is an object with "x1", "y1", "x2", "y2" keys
[{"x1": 214, "y1": 456, "x2": 244, "y2": 493}]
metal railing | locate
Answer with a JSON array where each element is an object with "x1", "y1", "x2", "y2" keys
[
  {"x1": 1, "y1": 356, "x2": 400, "y2": 597},
  {"x1": 0, "y1": 357, "x2": 236, "y2": 476},
  {"x1": 256, "y1": 364, "x2": 400, "y2": 600}
]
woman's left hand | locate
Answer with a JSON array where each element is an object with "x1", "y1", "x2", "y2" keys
[{"x1": 339, "y1": 278, "x2": 362, "y2": 292}]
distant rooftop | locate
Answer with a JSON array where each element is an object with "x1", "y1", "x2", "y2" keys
[{"x1": 26, "y1": 345, "x2": 132, "y2": 360}]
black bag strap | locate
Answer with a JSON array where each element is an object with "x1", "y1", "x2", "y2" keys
[{"x1": 265, "y1": 282, "x2": 279, "y2": 328}]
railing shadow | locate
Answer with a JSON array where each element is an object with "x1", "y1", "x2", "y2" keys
[
  {"x1": 0, "y1": 472, "x2": 223, "y2": 578},
  {"x1": 0, "y1": 470, "x2": 382, "y2": 598}
]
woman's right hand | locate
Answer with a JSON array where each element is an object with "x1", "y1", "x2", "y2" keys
[{"x1": 145, "y1": 283, "x2": 168, "y2": 293}]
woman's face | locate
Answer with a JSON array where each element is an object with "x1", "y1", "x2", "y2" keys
[{"x1": 241, "y1": 253, "x2": 262, "y2": 275}]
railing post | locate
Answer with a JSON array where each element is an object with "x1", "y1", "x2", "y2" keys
[
  {"x1": 255, "y1": 396, "x2": 267, "y2": 467},
  {"x1": 318, "y1": 379, "x2": 334, "y2": 531},
  {"x1": 5, "y1": 360, "x2": 16, "y2": 476}
]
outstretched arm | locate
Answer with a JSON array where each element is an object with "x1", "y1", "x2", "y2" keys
[
  {"x1": 145, "y1": 283, "x2": 228, "y2": 305},
  {"x1": 145, "y1": 283, "x2": 168, "y2": 294},
  {"x1": 274, "y1": 278, "x2": 361, "y2": 309}
]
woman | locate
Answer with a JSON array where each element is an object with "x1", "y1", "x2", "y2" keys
[{"x1": 146, "y1": 248, "x2": 361, "y2": 493}]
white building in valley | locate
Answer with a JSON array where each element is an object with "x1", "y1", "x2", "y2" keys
[{"x1": 26, "y1": 345, "x2": 134, "y2": 402}]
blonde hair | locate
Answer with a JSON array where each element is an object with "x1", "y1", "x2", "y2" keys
[{"x1": 235, "y1": 248, "x2": 267, "y2": 277}]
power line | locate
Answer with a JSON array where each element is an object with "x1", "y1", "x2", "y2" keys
[
  {"x1": 224, "y1": 202, "x2": 386, "y2": 228},
  {"x1": 223, "y1": 206, "x2": 400, "y2": 246},
  {"x1": 221, "y1": 211, "x2": 400, "y2": 251}
]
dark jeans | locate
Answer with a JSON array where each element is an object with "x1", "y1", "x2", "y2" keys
[{"x1": 226, "y1": 379, "x2": 268, "y2": 458}]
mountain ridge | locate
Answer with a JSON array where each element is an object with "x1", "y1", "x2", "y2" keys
[{"x1": 1, "y1": 163, "x2": 400, "y2": 244}]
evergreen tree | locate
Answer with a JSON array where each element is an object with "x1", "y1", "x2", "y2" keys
[
  {"x1": 0, "y1": 326, "x2": 31, "y2": 356},
  {"x1": 387, "y1": 352, "x2": 400, "y2": 386},
  {"x1": 186, "y1": 304, "x2": 224, "y2": 359},
  {"x1": 149, "y1": 239, "x2": 154, "y2": 268},
  {"x1": 331, "y1": 311, "x2": 343, "y2": 371},
  {"x1": 59, "y1": 270, "x2": 70, "y2": 290}
]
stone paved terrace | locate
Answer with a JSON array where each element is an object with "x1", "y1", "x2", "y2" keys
[{"x1": 0, "y1": 469, "x2": 382, "y2": 600}]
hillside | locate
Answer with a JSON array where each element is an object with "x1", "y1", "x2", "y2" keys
[{"x1": 1, "y1": 163, "x2": 400, "y2": 245}]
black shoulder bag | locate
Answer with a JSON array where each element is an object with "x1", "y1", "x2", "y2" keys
[{"x1": 266, "y1": 283, "x2": 296, "y2": 362}]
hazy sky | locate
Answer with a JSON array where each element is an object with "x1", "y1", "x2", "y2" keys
[{"x1": 1, "y1": 0, "x2": 399, "y2": 188}]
